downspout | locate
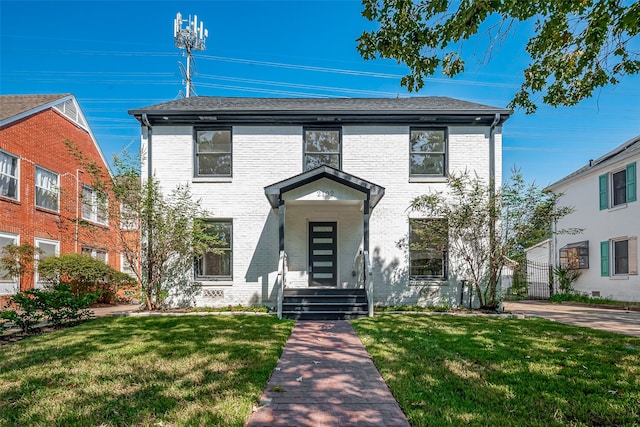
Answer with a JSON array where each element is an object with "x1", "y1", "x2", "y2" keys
[
  {"x1": 142, "y1": 113, "x2": 152, "y2": 179},
  {"x1": 141, "y1": 113, "x2": 153, "y2": 308},
  {"x1": 488, "y1": 113, "x2": 501, "y2": 308}
]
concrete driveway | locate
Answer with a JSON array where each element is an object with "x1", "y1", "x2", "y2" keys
[{"x1": 502, "y1": 301, "x2": 640, "y2": 337}]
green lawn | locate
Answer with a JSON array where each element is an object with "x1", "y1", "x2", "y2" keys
[
  {"x1": 0, "y1": 315, "x2": 294, "y2": 427},
  {"x1": 352, "y1": 314, "x2": 640, "y2": 427}
]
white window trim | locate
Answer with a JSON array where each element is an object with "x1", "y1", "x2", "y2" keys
[
  {"x1": 120, "y1": 252, "x2": 137, "y2": 277},
  {"x1": 82, "y1": 185, "x2": 108, "y2": 226},
  {"x1": 0, "y1": 232, "x2": 20, "y2": 295},
  {"x1": 82, "y1": 246, "x2": 108, "y2": 263},
  {"x1": 34, "y1": 237, "x2": 60, "y2": 288},
  {"x1": 0, "y1": 149, "x2": 20, "y2": 201},
  {"x1": 35, "y1": 165, "x2": 60, "y2": 212}
]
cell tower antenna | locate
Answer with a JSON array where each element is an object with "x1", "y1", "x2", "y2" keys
[{"x1": 174, "y1": 12, "x2": 208, "y2": 98}]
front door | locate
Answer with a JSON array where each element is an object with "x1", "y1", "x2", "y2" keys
[{"x1": 308, "y1": 222, "x2": 337, "y2": 286}]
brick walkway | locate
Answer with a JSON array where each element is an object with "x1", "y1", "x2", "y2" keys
[{"x1": 246, "y1": 320, "x2": 410, "y2": 427}]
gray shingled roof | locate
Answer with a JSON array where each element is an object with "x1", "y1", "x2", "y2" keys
[
  {"x1": 129, "y1": 96, "x2": 510, "y2": 115},
  {"x1": 547, "y1": 135, "x2": 640, "y2": 190},
  {"x1": 0, "y1": 94, "x2": 71, "y2": 122}
]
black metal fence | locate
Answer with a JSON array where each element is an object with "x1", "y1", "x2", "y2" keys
[{"x1": 503, "y1": 260, "x2": 555, "y2": 300}]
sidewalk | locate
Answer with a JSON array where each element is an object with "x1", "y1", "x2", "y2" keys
[{"x1": 246, "y1": 320, "x2": 410, "y2": 427}]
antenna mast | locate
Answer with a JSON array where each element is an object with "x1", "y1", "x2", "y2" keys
[{"x1": 174, "y1": 12, "x2": 208, "y2": 98}]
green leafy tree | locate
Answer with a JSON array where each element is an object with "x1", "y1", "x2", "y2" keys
[
  {"x1": 410, "y1": 170, "x2": 574, "y2": 309},
  {"x1": 111, "y1": 151, "x2": 220, "y2": 310},
  {"x1": 358, "y1": 0, "x2": 640, "y2": 112},
  {"x1": 67, "y1": 145, "x2": 220, "y2": 311}
]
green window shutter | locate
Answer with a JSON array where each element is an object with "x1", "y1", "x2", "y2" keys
[
  {"x1": 600, "y1": 241, "x2": 610, "y2": 277},
  {"x1": 626, "y1": 162, "x2": 636, "y2": 203},
  {"x1": 599, "y1": 174, "x2": 608, "y2": 210}
]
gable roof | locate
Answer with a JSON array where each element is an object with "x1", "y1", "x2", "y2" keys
[
  {"x1": 1, "y1": 94, "x2": 72, "y2": 123},
  {"x1": 264, "y1": 165, "x2": 385, "y2": 210},
  {"x1": 0, "y1": 93, "x2": 112, "y2": 176},
  {"x1": 129, "y1": 96, "x2": 511, "y2": 126},
  {"x1": 547, "y1": 135, "x2": 640, "y2": 191}
]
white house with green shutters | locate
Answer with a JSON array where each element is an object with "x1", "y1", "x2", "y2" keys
[
  {"x1": 129, "y1": 96, "x2": 510, "y2": 318},
  {"x1": 547, "y1": 135, "x2": 639, "y2": 302}
]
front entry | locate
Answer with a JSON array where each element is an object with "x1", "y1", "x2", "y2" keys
[{"x1": 308, "y1": 222, "x2": 337, "y2": 286}]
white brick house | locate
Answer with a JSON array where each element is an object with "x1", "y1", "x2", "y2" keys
[
  {"x1": 129, "y1": 97, "x2": 510, "y2": 317},
  {"x1": 547, "y1": 136, "x2": 639, "y2": 302}
]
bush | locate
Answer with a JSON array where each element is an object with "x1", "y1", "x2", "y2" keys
[
  {"x1": 1, "y1": 283, "x2": 100, "y2": 332},
  {"x1": 38, "y1": 254, "x2": 137, "y2": 304},
  {"x1": 1, "y1": 292, "x2": 44, "y2": 333},
  {"x1": 552, "y1": 265, "x2": 582, "y2": 293}
]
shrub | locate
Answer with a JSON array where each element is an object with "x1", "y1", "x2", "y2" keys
[
  {"x1": 553, "y1": 265, "x2": 582, "y2": 293},
  {"x1": 1, "y1": 292, "x2": 44, "y2": 333},
  {"x1": 1, "y1": 284, "x2": 100, "y2": 333},
  {"x1": 38, "y1": 254, "x2": 137, "y2": 304}
]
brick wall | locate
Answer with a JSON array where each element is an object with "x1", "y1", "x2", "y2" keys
[{"x1": 1, "y1": 108, "x2": 122, "y2": 298}]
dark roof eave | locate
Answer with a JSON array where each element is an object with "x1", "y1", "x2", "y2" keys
[{"x1": 130, "y1": 111, "x2": 510, "y2": 126}]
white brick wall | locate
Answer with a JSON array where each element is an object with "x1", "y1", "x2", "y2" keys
[
  {"x1": 553, "y1": 152, "x2": 640, "y2": 302},
  {"x1": 146, "y1": 124, "x2": 500, "y2": 308}
]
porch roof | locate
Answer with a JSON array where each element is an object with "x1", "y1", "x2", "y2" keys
[{"x1": 264, "y1": 165, "x2": 385, "y2": 209}]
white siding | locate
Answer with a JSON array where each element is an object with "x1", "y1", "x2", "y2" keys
[{"x1": 553, "y1": 152, "x2": 640, "y2": 301}]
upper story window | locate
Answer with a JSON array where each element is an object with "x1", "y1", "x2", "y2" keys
[
  {"x1": 195, "y1": 220, "x2": 232, "y2": 280},
  {"x1": 304, "y1": 128, "x2": 341, "y2": 171},
  {"x1": 120, "y1": 203, "x2": 138, "y2": 230},
  {"x1": 599, "y1": 162, "x2": 636, "y2": 209},
  {"x1": 195, "y1": 128, "x2": 232, "y2": 177},
  {"x1": 82, "y1": 185, "x2": 108, "y2": 225},
  {"x1": 409, "y1": 218, "x2": 448, "y2": 280},
  {"x1": 410, "y1": 128, "x2": 447, "y2": 177},
  {"x1": 35, "y1": 166, "x2": 59, "y2": 212},
  {"x1": 0, "y1": 150, "x2": 19, "y2": 200}
]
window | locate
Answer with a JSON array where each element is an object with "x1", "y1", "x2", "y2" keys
[
  {"x1": 120, "y1": 202, "x2": 138, "y2": 230},
  {"x1": 614, "y1": 240, "x2": 629, "y2": 275},
  {"x1": 82, "y1": 247, "x2": 108, "y2": 263},
  {"x1": 601, "y1": 237, "x2": 638, "y2": 277},
  {"x1": 559, "y1": 241, "x2": 589, "y2": 269},
  {"x1": 599, "y1": 162, "x2": 637, "y2": 209},
  {"x1": 410, "y1": 129, "x2": 447, "y2": 176},
  {"x1": 304, "y1": 128, "x2": 341, "y2": 171},
  {"x1": 0, "y1": 233, "x2": 19, "y2": 295},
  {"x1": 195, "y1": 128, "x2": 232, "y2": 177},
  {"x1": 196, "y1": 220, "x2": 232, "y2": 279},
  {"x1": 82, "y1": 185, "x2": 108, "y2": 225},
  {"x1": 35, "y1": 238, "x2": 59, "y2": 288},
  {"x1": 35, "y1": 166, "x2": 59, "y2": 211},
  {"x1": 409, "y1": 218, "x2": 448, "y2": 280},
  {"x1": 0, "y1": 150, "x2": 19, "y2": 200},
  {"x1": 121, "y1": 252, "x2": 137, "y2": 277}
]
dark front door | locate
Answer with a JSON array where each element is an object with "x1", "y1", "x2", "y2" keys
[{"x1": 308, "y1": 222, "x2": 337, "y2": 286}]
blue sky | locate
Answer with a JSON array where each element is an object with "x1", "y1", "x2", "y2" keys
[{"x1": 1, "y1": 0, "x2": 638, "y2": 187}]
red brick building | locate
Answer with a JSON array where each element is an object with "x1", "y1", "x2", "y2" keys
[{"x1": 0, "y1": 94, "x2": 131, "y2": 297}]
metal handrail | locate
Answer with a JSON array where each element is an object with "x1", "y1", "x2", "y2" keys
[
  {"x1": 276, "y1": 250, "x2": 286, "y2": 319},
  {"x1": 364, "y1": 250, "x2": 373, "y2": 317}
]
